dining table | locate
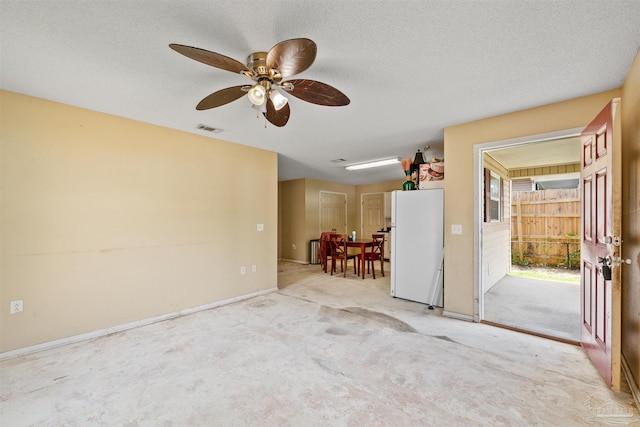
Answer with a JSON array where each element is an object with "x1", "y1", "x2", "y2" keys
[{"x1": 346, "y1": 239, "x2": 374, "y2": 279}]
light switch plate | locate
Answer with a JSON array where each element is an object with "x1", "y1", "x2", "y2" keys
[{"x1": 257, "y1": 224, "x2": 264, "y2": 231}]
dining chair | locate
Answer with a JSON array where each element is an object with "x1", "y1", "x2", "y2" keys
[
  {"x1": 357, "y1": 234, "x2": 385, "y2": 279},
  {"x1": 329, "y1": 234, "x2": 356, "y2": 277},
  {"x1": 320, "y1": 231, "x2": 338, "y2": 273}
]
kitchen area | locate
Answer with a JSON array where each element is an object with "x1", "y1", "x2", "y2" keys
[
  {"x1": 281, "y1": 151, "x2": 445, "y2": 308},
  {"x1": 360, "y1": 182, "x2": 445, "y2": 307}
]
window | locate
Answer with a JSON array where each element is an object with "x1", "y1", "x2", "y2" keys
[
  {"x1": 489, "y1": 171, "x2": 501, "y2": 222},
  {"x1": 484, "y1": 168, "x2": 502, "y2": 222}
]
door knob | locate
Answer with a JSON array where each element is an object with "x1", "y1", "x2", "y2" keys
[{"x1": 611, "y1": 257, "x2": 632, "y2": 266}]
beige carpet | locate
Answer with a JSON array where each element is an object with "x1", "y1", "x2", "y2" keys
[{"x1": 1, "y1": 261, "x2": 637, "y2": 426}]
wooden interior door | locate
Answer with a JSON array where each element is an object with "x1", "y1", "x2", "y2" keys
[
  {"x1": 362, "y1": 193, "x2": 384, "y2": 239},
  {"x1": 320, "y1": 191, "x2": 346, "y2": 234},
  {"x1": 580, "y1": 99, "x2": 622, "y2": 391}
]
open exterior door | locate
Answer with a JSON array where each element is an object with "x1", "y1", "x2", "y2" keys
[{"x1": 580, "y1": 99, "x2": 622, "y2": 391}]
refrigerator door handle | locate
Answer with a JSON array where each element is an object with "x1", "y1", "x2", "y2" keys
[{"x1": 391, "y1": 191, "x2": 396, "y2": 227}]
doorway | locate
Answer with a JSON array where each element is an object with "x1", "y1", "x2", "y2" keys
[
  {"x1": 319, "y1": 191, "x2": 347, "y2": 235},
  {"x1": 361, "y1": 192, "x2": 387, "y2": 238},
  {"x1": 474, "y1": 129, "x2": 583, "y2": 342}
]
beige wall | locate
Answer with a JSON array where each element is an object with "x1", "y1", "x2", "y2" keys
[
  {"x1": 0, "y1": 91, "x2": 278, "y2": 353},
  {"x1": 443, "y1": 88, "x2": 621, "y2": 317},
  {"x1": 278, "y1": 177, "x2": 425, "y2": 264},
  {"x1": 280, "y1": 178, "x2": 444, "y2": 262},
  {"x1": 278, "y1": 178, "x2": 356, "y2": 263},
  {"x1": 354, "y1": 179, "x2": 445, "y2": 233},
  {"x1": 356, "y1": 180, "x2": 404, "y2": 196},
  {"x1": 278, "y1": 179, "x2": 306, "y2": 262},
  {"x1": 305, "y1": 179, "x2": 357, "y2": 250},
  {"x1": 620, "y1": 53, "x2": 640, "y2": 390},
  {"x1": 354, "y1": 179, "x2": 402, "y2": 233}
]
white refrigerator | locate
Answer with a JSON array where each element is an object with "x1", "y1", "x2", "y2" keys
[{"x1": 390, "y1": 189, "x2": 444, "y2": 306}]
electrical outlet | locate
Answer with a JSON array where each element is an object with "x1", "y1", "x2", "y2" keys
[
  {"x1": 257, "y1": 224, "x2": 264, "y2": 232},
  {"x1": 240, "y1": 266, "x2": 246, "y2": 275},
  {"x1": 251, "y1": 264, "x2": 257, "y2": 273},
  {"x1": 451, "y1": 224, "x2": 463, "y2": 235},
  {"x1": 10, "y1": 300, "x2": 23, "y2": 314}
]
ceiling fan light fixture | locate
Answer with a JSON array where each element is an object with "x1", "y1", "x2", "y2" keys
[
  {"x1": 252, "y1": 102, "x2": 267, "y2": 114},
  {"x1": 270, "y1": 89, "x2": 288, "y2": 111},
  {"x1": 345, "y1": 157, "x2": 401, "y2": 171},
  {"x1": 247, "y1": 84, "x2": 267, "y2": 106}
]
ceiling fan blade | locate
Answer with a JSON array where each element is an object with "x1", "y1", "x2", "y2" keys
[
  {"x1": 169, "y1": 44, "x2": 249, "y2": 75},
  {"x1": 266, "y1": 38, "x2": 317, "y2": 78},
  {"x1": 285, "y1": 79, "x2": 350, "y2": 106},
  {"x1": 196, "y1": 86, "x2": 247, "y2": 110},
  {"x1": 263, "y1": 98, "x2": 290, "y2": 127}
]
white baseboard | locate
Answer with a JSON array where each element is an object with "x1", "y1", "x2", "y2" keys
[
  {"x1": 0, "y1": 287, "x2": 278, "y2": 361},
  {"x1": 442, "y1": 311, "x2": 474, "y2": 322},
  {"x1": 280, "y1": 258, "x2": 308, "y2": 265},
  {"x1": 622, "y1": 353, "x2": 640, "y2": 408}
]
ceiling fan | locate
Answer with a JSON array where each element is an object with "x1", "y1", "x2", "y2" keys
[{"x1": 169, "y1": 38, "x2": 350, "y2": 127}]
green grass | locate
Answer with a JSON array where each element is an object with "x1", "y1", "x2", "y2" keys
[{"x1": 508, "y1": 270, "x2": 580, "y2": 284}]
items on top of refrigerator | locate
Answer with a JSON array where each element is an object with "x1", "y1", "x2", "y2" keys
[{"x1": 419, "y1": 160, "x2": 444, "y2": 189}]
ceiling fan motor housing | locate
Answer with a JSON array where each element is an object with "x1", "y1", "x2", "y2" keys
[{"x1": 247, "y1": 52, "x2": 282, "y2": 83}]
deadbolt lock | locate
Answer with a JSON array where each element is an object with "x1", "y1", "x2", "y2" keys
[{"x1": 604, "y1": 235, "x2": 621, "y2": 246}]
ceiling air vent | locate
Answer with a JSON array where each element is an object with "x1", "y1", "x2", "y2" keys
[
  {"x1": 331, "y1": 158, "x2": 348, "y2": 163},
  {"x1": 196, "y1": 124, "x2": 224, "y2": 133}
]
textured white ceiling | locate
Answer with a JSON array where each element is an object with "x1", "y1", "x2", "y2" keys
[{"x1": 1, "y1": 1, "x2": 639, "y2": 185}]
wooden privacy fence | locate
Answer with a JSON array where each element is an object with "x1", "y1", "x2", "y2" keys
[{"x1": 511, "y1": 189, "x2": 580, "y2": 269}]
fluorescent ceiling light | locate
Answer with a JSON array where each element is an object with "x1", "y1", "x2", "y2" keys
[{"x1": 345, "y1": 157, "x2": 401, "y2": 171}]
